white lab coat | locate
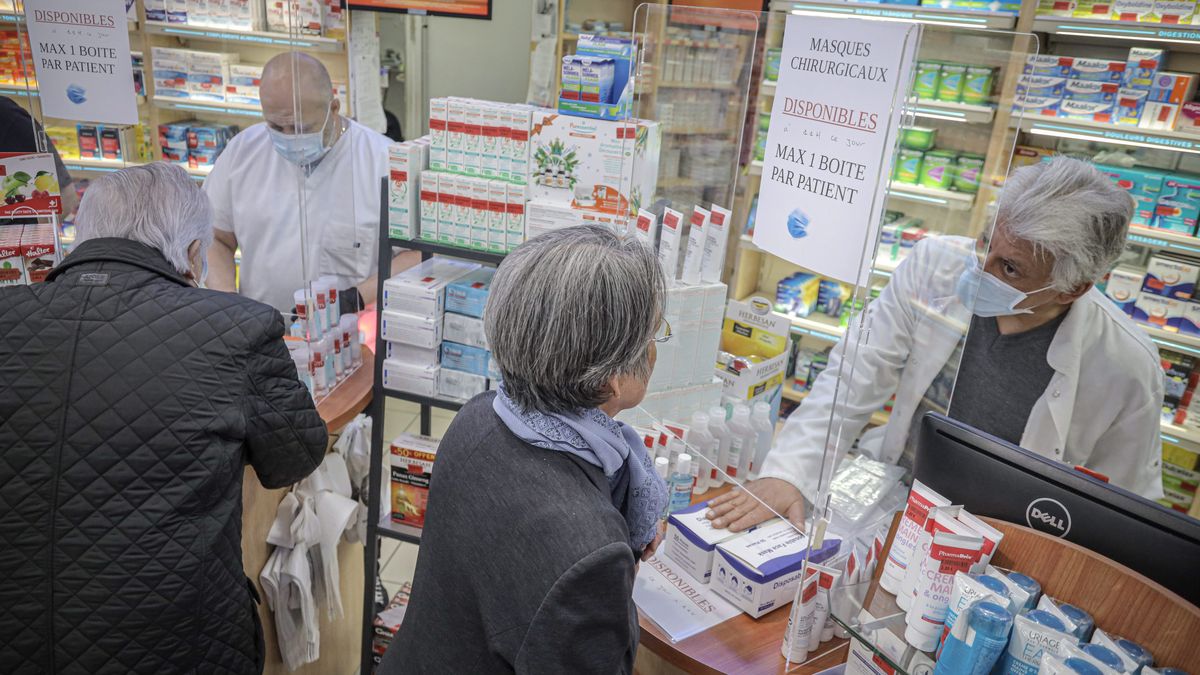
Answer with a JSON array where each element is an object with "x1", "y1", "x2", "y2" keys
[
  {"x1": 205, "y1": 120, "x2": 391, "y2": 312},
  {"x1": 759, "y1": 236, "x2": 1165, "y2": 501}
]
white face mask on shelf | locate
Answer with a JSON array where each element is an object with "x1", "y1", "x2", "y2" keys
[
  {"x1": 955, "y1": 254, "x2": 1054, "y2": 318},
  {"x1": 268, "y1": 104, "x2": 332, "y2": 167}
]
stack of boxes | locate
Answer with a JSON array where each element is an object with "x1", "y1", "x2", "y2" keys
[
  {"x1": 370, "y1": 582, "x2": 413, "y2": 671},
  {"x1": 0, "y1": 28, "x2": 33, "y2": 87},
  {"x1": 0, "y1": 223, "x2": 60, "y2": 287},
  {"x1": 226, "y1": 64, "x2": 264, "y2": 106},
  {"x1": 158, "y1": 120, "x2": 239, "y2": 170},
  {"x1": 1161, "y1": 441, "x2": 1199, "y2": 514},
  {"x1": 438, "y1": 268, "x2": 496, "y2": 400},
  {"x1": 1038, "y1": 0, "x2": 1200, "y2": 23},
  {"x1": 1119, "y1": 253, "x2": 1200, "y2": 333}
]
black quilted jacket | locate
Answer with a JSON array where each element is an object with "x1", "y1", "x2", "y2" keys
[{"x1": 0, "y1": 238, "x2": 328, "y2": 674}]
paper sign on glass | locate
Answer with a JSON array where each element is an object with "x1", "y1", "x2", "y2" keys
[
  {"x1": 24, "y1": 0, "x2": 137, "y2": 125},
  {"x1": 752, "y1": 15, "x2": 918, "y2": 286}
]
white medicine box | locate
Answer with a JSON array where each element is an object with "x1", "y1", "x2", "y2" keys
[
  {"x1": 665, "y1": 501, "x2": 747, "y2": 584},
  {"x1": 382, "y1": 258, "x2": 481, "y2": 318},
  {"x1": 709, "y1": 520, "x2": 841, "y2": 619}
]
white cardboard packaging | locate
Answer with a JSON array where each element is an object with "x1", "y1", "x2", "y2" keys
[
  {"x1": 419, "y1": 172, "x2": 439, "y2": 242},
  {"x1": 506, "y1": 183, "x2": 528, "y2": 250},
  {"x1": 382, "y1": 258, "x2": 481, "y2": 318},
  {"x1": 429, "y1": 98, "x2": 448, "y2": 170},
  {"x1": 151, "y1": 47, "x2": 190, "y2": 98},
  {"x1": 437, "y1": 368, "x2": 488, "y2": 401},
  {"x1": 463, "y1": 99, "x2": 483, "y2": 175},
  {"x1": 488, "y1": 180, "x2": 508, "y2": 253},
  {"x1": 709, "y1": 520, "x2": 841, "y2": 618},
  {"x1": 701, "y1": 204, "x2": 732, "y2": 284},
  {"x1": 382, "y1": 358, "x2": 439, "y2": 397},
  {"x1": 665, "y1": 501, "x2": 745, "y2": 584},
  {"x1": 388, "y1": 142, "x2": 422, "y2": 240},
  {"x1": 442, "y1": 312, "x2": 488, "y2": 349},
  {"x1": 453, "y1": 176, "x2": 474, "y2": 248},
  {"x1": 380, "y1": 310, "x2": 442, "y2": 349},
  {"x1": 659, "y1": 207, "x2": 684, "y2": 286},
  {"x1": 480, "y1": 104, "x2": 503, "y2": 179},
  {"x1": 226, "y1": 63, "x2": 262, "y2": 105},
  {"x1": 446, "y1": 98, "x2": 468, "y2": 170},
  {"x1": 468, "y1": 177, "x2": 490, "y2": 250},
  {"x1": 681, "y1": 206, "x2": 711, "y2": 285},
  {"x1": 506, "y1": 106, "x2": 533, "y2": 184},
  {"x1": 186, "y1": 49, "x2": 238, "y2": 102},
  {"x1": 385, "y1": 340, "x2": 440, "y2": 367},
  {"x1": 436, "y1": 173, "x2": 457, "y2": 245}
]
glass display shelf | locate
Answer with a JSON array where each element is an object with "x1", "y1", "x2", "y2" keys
[{"x1": 828, "y1": 580, "x2": 928, "y2": 675}]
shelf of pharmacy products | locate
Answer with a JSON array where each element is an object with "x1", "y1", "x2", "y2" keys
[
  {"x1": 1127, "y1": 225, "x2": 1200, "y2": 256},
  {"x1": 769, "y1": 0, "x2": 1017, "y2": 30},
  {"x1": 383, "y1": 388, "x2": 464, "y2": 414},
  {"x1": 1017, "y1": 116, "x2": 1200, "y2": 155},
  {"x1": 62, "y1": 157, "x2": 211, "y2": 180},
  {"x1": 390, "y1": 237, "x2": 506, "y2": 266},
  {"x1": 747, "y1": 162, "x2": 976, "y2": 210},
  {"x1": 1032, "y1": 15, "x2": 1200, "y2": 49},
  {"x1": 0, "y1": 84, "x2": 35, "y2": 97},
  {"x1": 142, "y1": 20, "x2": 344, "y2": 53},
  {"x1": 152, "y1": 96, "x2": 263, "y2": 119},
  {"x1": 783, "y1": 387, "x2": 892, "y2": 427},
  {"x1": 760, "y1": 82, "x2": 997, "y2": 125}
]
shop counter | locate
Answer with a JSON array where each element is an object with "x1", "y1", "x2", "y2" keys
[{"x1": 241, "y1": 348, "x2": 375, "y2": 675}]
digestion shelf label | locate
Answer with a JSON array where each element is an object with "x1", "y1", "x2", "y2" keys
[
  {"x1": 24, "y1": 0, "x2": 137, "y2": 125},
  {"x1": 752, "y1": 15, "x2": 917, "y2": 286}
]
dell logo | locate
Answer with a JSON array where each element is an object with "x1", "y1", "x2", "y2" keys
[{"x1": 1026, "y1": 498, "x2": 1072, "y2": 538}]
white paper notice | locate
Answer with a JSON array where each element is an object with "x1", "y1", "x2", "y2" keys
[
  {"x1": 752, "y1": 16, "x2": 918, "y2": 286},
  {"x1": 633, "y1": 552, "x2": 740, "y2": 643},
  {"x1": 24, "y1": 0, "x2": 137, "y2": 125}
]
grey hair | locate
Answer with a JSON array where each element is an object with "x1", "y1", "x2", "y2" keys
[
  {"x1": 73, "y1": 162, "x2": 212, "y2": 277},
  {"x1": 484, "y1": 224, "x2": 666, "y2": 414},
  {"x1": 996, "y1": 156, "x2": 1133, "y2": 291}
]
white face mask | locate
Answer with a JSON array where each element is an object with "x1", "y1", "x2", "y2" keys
[
  {"x1": 267, "y1": 104, "x2": 332, "y2": 166},
  {"x1": 956, "y1": 254, "x2": 1054, "y2": 317}
]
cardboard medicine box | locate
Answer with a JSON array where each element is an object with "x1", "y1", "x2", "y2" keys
[
  {"x1": 1104, "y1": 267, "x2": 1145, "y2": 315},
  {"x1": 445, "y1": 267, "x2": 494, "y2": 318},
  {"x1": 0, "y1": 225, "x2": 26, "y2": 285},
  {"x1": 437, "y1": 368, "x2": 487, "y2": 401},
  {"x1": 381, "y1": 310, "x2": 442, "y2": 349},
  {"x1": 381, "y1": 257, "x2": 480, "y2": 318},
  {"x1": 442, "y1": 312, "x2": 488, "y2": 350},
  {"x1": 382, "y1": 358, "x2": 439, "y2": 397},
  {"x1": 440, "y1": 341, "x2": 490, "y2": 378},
  {"x1": 1144, "y1": 254, "x2": 1200, "y2": 299},
  {"x1": 708, "y1": 519, "x2": 841, "y2": 619},
  {"x1": 715, "y1": 297, "x2": 791, "y2": 410},
  {"x1": 390, "y1": 433, "x2": 439, "y2": 528},
  {"x1": 665, "y1": 501, "x2": 749, "y2": 584},
  {"x1": 1133, "y1": 291, "x2": 1184, "y2": 328}
]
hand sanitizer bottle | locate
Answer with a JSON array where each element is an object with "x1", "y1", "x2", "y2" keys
[
  {"x1": 707, "y1": 405, "x2": 732, "y2": 486},
  {"x1": 750, "y1": 401, "x2": 775, "y2": 479},
  {"x1": 689, "y1": 411, "x2": 718, "y2": 495},
  {"x1": 669, "y1": 454, "x2": 694, "y2": 513},
  {"x1": 727, "y1": 404, "x2": 755, "y2": 481}
]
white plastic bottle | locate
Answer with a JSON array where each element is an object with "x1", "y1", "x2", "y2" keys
[
  {"x1": 750, "y1": 401, "x2": 775, "y2": 479},
  {"x1": 689, "y1": 411, "x2": 718, "y2": 495},
  {"x1": 655, "y1": 456, "x2": 671, "y2": 523},
  {"x1": 669, "y1": 454, "x2": 694, "y2": 513},
  {"x1": 707, "y1": 405, "x2": 732, "y2": 486},
  {"x1": 727, "y1": 404, "x2": 756, "y2": 481}
]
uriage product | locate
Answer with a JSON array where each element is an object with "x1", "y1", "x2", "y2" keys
[
  {"x1": 446, "y1": 98, "x2": 468, "y2": 171},
  {"x1": 1133, "y1": 291, "x2": 1184, "y2": 328},
  {"x1": 419, "y1": 172, "x2": 439, "y2": 242},
  {"x1": 506, "y1": 107, "x2": 533, "y2": 185},
  {"x1": 453, "y1": 176, "x2": 474, "y2": 248},
  {"x1": 480, "y1": 104, "x2": 503, "y2": 179},
  {"x1": 709, "y1": 519, "x2": 841, "y2": 618},
  {"x1": 1111, "y1": 0, "x2": 1156, "y2": 21},
  {"x1": 381, "y1": 310, "x2": 442, "y2": 348},
  {"x1": 438, "y1": 368, "x2": 487, "y2": 402},
  {"x1": 1070, "y1": 58, "x2": 1126, "y2": 83},
  {"x1": 658, "y1": 208, "x2": 684, "y2": 286},
  {"x1": 382, "y1": 257, "x2": 480, "y2": 318},
  {"x1": 1104, "y1": 267, "x2": 1144, "y2": 315},
  {"x1": 1144, "y1": 253, "x2": 1200, "y2": 298},
  {"x1": 701, "y1": 204, "x2": 732, "y2": 284},
  {"x1": 1124, "y1": 48, "x2": 1166, "y2": 90},
  {"x1": 445, "y1": 267, "x2": 494, "y2": 318},
  {"x1": 390, "y1": 433, "x2": 438, "y2": 527},
  {"x1": 681, "y1": 206, "x2": 710, "y2": 285},
  {"x1": 1117, "y1": 88, "x2": 1150, "y2": 126},
  {"x1": 561, "y1": 56, "x2": 581, "y2": 100},
  {"x1": 469, "y1": 177, "x2": 490, "y2": 250},
  {"x1": 632, "y1": 208, "x2": 658, "y2": 249},
  {"x1": 429, "y1": 98, "x2": 448, "y2": 170},
  {"x1": 1025, "y1": 55, "x2": 1074, "y2": 78},
  {"x1": 463, "y1": 100, "x2": 484, "y2": 175},
  {"x1": 880, "y1": 480, "x2": 951, "y2": 593},
  {"x1": 506, "y1": 183, "x2": 527, "y2": 251},
  {"x1": 441, "y1": 341, "x2": 490, "y2": 378},
  {"x1": 487, "y1": 180, "x2": 507, "y2": 253},
  {"x1": 442, "y1": 312, "x2": 488, "y2": 350}
]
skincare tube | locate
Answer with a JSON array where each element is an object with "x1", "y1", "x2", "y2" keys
[
  {"x1": 985, "y1": 565, "x2": 1032, "y2": 612},
  {"x1": 1064, "y1": 642, "x2": 1127, "y2": 675},
  {"x1": 1041, "y1": 655, "x2": 1109, "y2": 675},
  {"x1": 1059, "y1": 603, "x2": 1095, "y2": 642},
  {"x1": 995, "y1": 610, "x2": 1073, "y2": 675},
  {"x1": 880, "y1": 480, "x2": 951, "y2": 595},
  {"x1": 897, "y1": 505, "x2": 965, "y2": 612},
  {"x1": 633, "y1": 208, "x2": 659, "y2": 250},
  {"x1": 340, "y1": 314, "x2": 361, "y2": 369},
  {"x1": 293, "y1": 289, "x2": 311, "y2": 335},
  {"x1": 310, "y1": 338, "x2": 329, "y2": 397},
  {"x1": 1037, "y1": 595, "x2": 1081, "y2": 639},
  {"x1": 1092, "y1": 630, "x2": 1154, "y2": 673},
  {"x1": 807, "y1": 563, "x2": 843, "y2": 651},
  {"x1": 833, "y1": 545, "x2": 863, "y2": 639},
  {"x1": 322, "y1": 334, "x2": 337, "y2": 388},
  {"x1": 658, "y1": 207, "x2": 684, "y2": 286},
  {"x1": 955, "y1": 510, "x2": 1004, "y2": 571},
  {"x1": 904, "y1": 531, "x2": 986, "y2": 652},
  {"x1": 1007, "y1": 572, "x2": 1042, "y2": 610},
  {"x1": 932, "y1": 600, "x2": 1013, "y2": 675},
  {"x1": 655, "y1": 456, "x2": 670, "y2": 523},
  {"x1": 781, "y1": 569, "x2": 821, "y2": 663},
  {"x1": 290, "y1": 345, "x2": 313, "y2": 393},
  {"x1": 700, "y1": 203, "x2": 732, "y2": 284},
  {"x1": 680, "y1": 206, "x2": 710, "y2": 285},
  {"x1": 330, "y1": 331, "x2": 345, "y2": 381},
  {"x1": 937, "y1": 572, "x2": 1010, "y2": 657}
]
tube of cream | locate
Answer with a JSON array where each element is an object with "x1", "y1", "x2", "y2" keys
[
  {"x1": 700, "y1": 203, "x2": 732, "y2": 283},
  {"x1": 1059, "y1": 603, "x2": 1095, "y2": 642},
  {"x1": 1091, "y1": 629, "x2": 1154, "y2": 673},
  {"x1": 955, "y1": 510, "x2": 1004, "y2": 572},
  {"x1": 932, "y1": 599, "x2": 1013, "y2": 675},
  {"x1": 985, "y1": 565, "x2": 1031, "y2": 613},
  {"x1": 807, "y1": 563, "x2": 843, "y2": 650},
  {"x1": 633, "y1": 208, "x2": 658, "y2": 250},
  {"x1": 1037, "y1": 595, "x2": 1081, "y2": 640},
  {"x1": 1041, "y1": 654, "x2": 1110, "y2": 675},
  {"x1": 881, "y1": 480, "x2": 951, "y2": 595},
  {"x1": 1007, "y1": 571, "x2": 1042, "y2": 610},
  {"x1": 994, "y1": 610, "x2": 1073, "y2": 675},
  {"x1": 904, "y1": 530, "x2": 986, "y2": 652},
  {"x1": 833, "y1": 546, "x2": 861, "y2": 639},
  {"x1": 897, "y1": 505, "x2": 965, "y2": 612},
  {"x1": 871, "y1": 529, "x2": 885, "y2": 578},
  {"x1": 781, "y1": 569, "x2": 821, "y2": 663},
  {"x1": 937, "y1": 572, "x2": 1010, "y2": 657},
  {"x1": 1063, "y1": 642, "x2": 1127, "y2": 675},
  {"x1": 680, "y1": 206, "x2": 710, "y2": 285},
  {"x1": 658, "y1": 207, "x2": 684, "y2": 286}
]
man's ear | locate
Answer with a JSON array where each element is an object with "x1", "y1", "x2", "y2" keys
[{"x1": 1056, "y1": 281, "x2": 1092, "y2": 305}]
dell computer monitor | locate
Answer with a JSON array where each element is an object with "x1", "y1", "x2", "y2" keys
[{"x1": 914, "y1": 412, "x2": 1200, "y2": 606}]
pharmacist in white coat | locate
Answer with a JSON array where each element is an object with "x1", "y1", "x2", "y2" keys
[
  {"x1": 708, "y1": 157, "x2": 1165, "y2": 532},
  {"x1": 206, "y1": 52, "x2": 403, "y2": 313}
]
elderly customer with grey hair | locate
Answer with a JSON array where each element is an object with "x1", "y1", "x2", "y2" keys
[
  {"x1": 382, "y1": 225, "x2": 670, "y2": 675},
  {"x1": 0, "y1": 162, "x2": 327, "y2": 674},
  {"x1": 709, "y1": 155, "x2": 1164, "y2": 533}
]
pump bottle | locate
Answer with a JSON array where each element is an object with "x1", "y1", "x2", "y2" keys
[
  {"x1": 750, "y1": 401, "x2": 774, "y2": 478},
  {"x1": 707, "y1": 406, "x2": 732, "y2": 485},
  {"x1": 669, "y1": 454, "x2": 694, "y2": 513},
  {"x1": 727, "y1": 404, "x2": 756, "y2": 480},
  {"x1": 688, "y1": 411, "x2": 718, "y2": 495}
]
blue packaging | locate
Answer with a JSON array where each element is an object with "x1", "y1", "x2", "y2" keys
[
  {"x1": 1007, "y1": 571, "x2": 1042, "y2": 610},
  {"x1": 1155, "y1": 179, "x2": 1200, "y2": 235},
  {"x1": 1059, "y1": 603, "x2": 1095, "y2": 641},
  {"x1": 1064, "y1": 79, "x2": 1120, "y2": 103},
  {"x1": 1096, "y1": 165, "x2": 1165, "y2": 227},
  {"x1": 1070, "y1": 58, "x2": 1127, "y2": 83},
  {"x1": 996, "y1": 610, "x2": 1071, "y2": 675},
  {"x1": 444, "y1": 268, "x2": 495, "y2": 318},
  {"x1": 933, "y1": 600, "x2": 1012, "y2": 675},
  {"x1": 440, "y1": 341, "x2": 490, "y2": 377},
  {"x1": 1079, "y1": 644, "x2": 1127, "y2": 673},
  {"x1": 1124, "y1": 48, "x2": 1167, "y2": 90},
  {"x1": 1017, "y1": 74, "x2": 1068, "y2": 98},
  {"x1": 1172, "y1": 301, "x2": 1200, "y2": 335},
  {"x1": 1013, "y1": 93, "x2": 1063, "y2": 117},
  {"x1": 816, "y1": 279, "x2": 845, "y2": 317},
  {"x1": 1117, "y1": 88, "x2": 1150, "y2": 126},
  {"x1": 1025, "y1": 55, "x2": 1074, "y2": 78}
]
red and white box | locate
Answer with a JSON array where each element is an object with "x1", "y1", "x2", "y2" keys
[
  {"x1": 0, "y1": 225, "x2": 26, "y2": 286},
  {"x1": 20, "y1": 222, "x2": 58, "y2": 284},
  {"x1": 0, "y1": 152, "x2": 62, "y2": 218}
]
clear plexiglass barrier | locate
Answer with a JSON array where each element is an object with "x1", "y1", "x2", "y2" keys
[{"x1": 619, "y1": 3, "x2": 1036, "y2": 672}]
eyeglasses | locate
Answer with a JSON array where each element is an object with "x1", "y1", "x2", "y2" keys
[{"x1": 651, "y1": 318, "x2": 673, "y2": 344}]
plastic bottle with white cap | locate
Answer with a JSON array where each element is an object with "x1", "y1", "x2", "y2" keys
[
  {"x1": 669, "y1": 454, "x2": 694, "y2": 513},
  {"x1": 726, "y1": 404, "x2": 756, "y2": 480},
  {"x1": 310, "y1": 280, "x2": 331, "y2": 338},
  {"x1": 290, "y1": 345, "x2": 313, "y2": 396},
  {"x1": 293, "y1": 289, "x2": 316, "y2": 338},
  {"x1": 318, "y1": 274, "x2": 341, "y2": 330},
  {"x1": 340, "y1": 314, "x2": 362, "y2": 369},
  {"x1": 688, "y1": 411, "x2": 717, "y2": 495},
  {"x1": 707, "y1": 406, "x2": 732, "y2": 486},
  {"x1": 750, "y1": 401, "x2": 774, "y2": 478}
]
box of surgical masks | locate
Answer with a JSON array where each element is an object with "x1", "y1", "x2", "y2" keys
[
  {"x1": 665, "y1": 501, "x2": 748, "y2": 584},
  {"x1": 444, "y1": 267, "x2": 495, "y2": 319},
  {"x1": 1104, "y1": 267, "x2": 1145, "y2": 315},
  {"x1": 1144, "y1": 254, "x2": 1200, "y2": 299},
  {"x1": 382, "y1": 310, "x2": 442, "y2": 349},
  {"x1": 385, "y1": 340, "x2": 440, "y2": 367},
  {"x1": 383, "y1": 258, "x2": 481, "y2": 318},
  {"x1": 382, "y1": 358, "x2": 440, "y2": 397},
  {"x1": 437, "y1": 368, "x2": 487, "y2": 401},
  {"x1": 709, "y1": 520, "x2": 841, "y2": 618},
  {"x1": 1133, "y1": 291, "x2": 1184, "y2": 328},
  {"x1": 441, "y1": 341, "x2": 490, "y2": 377},
  {"x1": 442, "y1": 312, "x2": 488, "y2": 350}
]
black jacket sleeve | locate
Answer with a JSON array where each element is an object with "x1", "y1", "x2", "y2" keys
[
  {"x1": 243, "y1": 311, "x2": 328, "y2": 488},
  {"x1": 514, "y1": 542, "x2": 639, "y2": 675}
]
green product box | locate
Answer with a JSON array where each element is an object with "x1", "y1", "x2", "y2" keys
[
  {"x1": 900, "y1": 126, "x2": 937, "y2": 151},
  {"x1": 962, "y1": 66, "x2": 995, "y2": 105},
  {"x1": 937, "y1": 64, "x2": 967, "y2": 102},
  {"x1": 759, "y1": 112, "x2": 771, "y2": 132},
  {"x1": 755, "y1": 129, "x2": 767, "y2": 162},
  {"x1": 765, "y1": 48, "x2": 782, "y2": 82},
  {"x1": 954, "y1": 153, "x2": 986, "y2": 193},
  {"x1": 919, "y1": 150, "x2": 957, "y2": 189},
  {"x1": 914, "y1": 61, "x2": 942, "y2": 99},
  {"x1": 895, "y1": 149, "x2": 925, "y2": 185}
]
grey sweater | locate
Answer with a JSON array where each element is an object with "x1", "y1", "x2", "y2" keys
[{"x1": 379, "y1": 392, "x2": 639, "y2": 674}]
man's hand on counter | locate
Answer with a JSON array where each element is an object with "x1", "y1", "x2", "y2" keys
[{"x1": 705, "y1": 478, "x2": 805, "y2": 532}]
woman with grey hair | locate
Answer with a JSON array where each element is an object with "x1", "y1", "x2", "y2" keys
[
  {"x1": 0, "y1": 162, "x2": 327, "y2": 673},
  {"x1": 709, "y1": 155, "x2": 1165, "y2": 533},
  {"x1": 382, "y1": 225, "x2": 670, "y2": 675}
]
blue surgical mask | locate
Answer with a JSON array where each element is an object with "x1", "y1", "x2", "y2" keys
[
  {"x1": 956, "y1": 254, "x2": 1054, "y2": 317},
  {"x1": 268, "y1": 105, "x2": 332, "y2": 166}
]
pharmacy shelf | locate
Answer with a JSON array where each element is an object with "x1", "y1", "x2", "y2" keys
[
  {"x1": 746, "y1": 162, "x2": 973, "y2": 209},
  {"x1": 63, "y1": 158, "x2": 143, "y2": 174},
  {"x1": 1017, "y1": 116, "x2": 1200, "y2": 155},
  {"x1": 782, "y1": 387, "x2": 891, "y2": 426},
  {"x1": 1127, "y1": 226, "x2": 1200, "y2": 256},
  {"x1": 0, "y1": 12, "x2": 22, "y2": 23},
  {"x1": 143, "y1": 20, "x2": 344, "y2": 52},
  {"x1": 1032, "y1": 15, "x2": 1200, "y2": 49},
  {"x1": 390, "y1": 238, "x2": 506, "y2": 266},
  {"x1": 377, "y1": 515, "x2": 422, "y2": 545},
  {"x1": 1140, "y1": 323, "x2": 1200, "y2": 357},
  {"x1": 791, "y1": 313, "x2": 846, "y2": 343},
  {"x1": 383, "y1": 388, "x2": 465, "y2": 413},
  {"x1": 0, "y1": 84, "x2": 36, "y2": 97},
  {"x1": 655, "y1": 80, "x2": 738, "y2": 93},
  {"x1": 152, "y1": 95, "x2": 263, "y2": 118},
  {"x1": 760, "y1": 82, "x2": 996, "y2": 124},
  {"x1": 1160, "y1": 421, "x2": 1200, "y2": 451},
  {"x1": 771, "y1": 0, "x2": 1017, "y2": 29}
]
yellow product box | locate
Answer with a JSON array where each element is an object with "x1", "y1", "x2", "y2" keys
[
  {"x1": 390, "y1": 433, "x2": 440, "y2": 529},
  {"x1": 1163, "y1": 440, "x2": 1200, "y2": 470},
  {"x1": 715, "y1": 296, "x2": 790, "y2": 403}
]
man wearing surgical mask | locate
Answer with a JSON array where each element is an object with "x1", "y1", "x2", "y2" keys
[
  {"x1": 204, "y1": 52, "x2": 405, "y2": 313},
  {"x1": 708, "y1": 157, "x2": 1165, "y2": 532}
]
